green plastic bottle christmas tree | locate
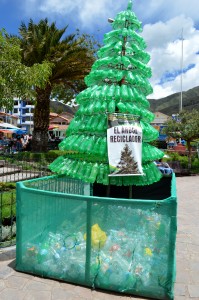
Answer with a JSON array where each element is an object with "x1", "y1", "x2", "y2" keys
[{"x1": 50, "y1": 0, "x2": 164, "y2": 187}]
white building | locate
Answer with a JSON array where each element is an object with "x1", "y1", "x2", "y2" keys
[{"x1": 12, "y1": 98, "x2": 34, "y2": 133}]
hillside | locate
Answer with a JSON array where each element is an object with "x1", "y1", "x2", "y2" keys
[
  {"x1": 50, "y1": 100, "x2": 76, "y2": 115},
  {"x1": 148, "y1": 86, "x2": 199, "y2": 115},
  {"x1": 50, "y1": 86, "x2": 199, "y2": 117}
]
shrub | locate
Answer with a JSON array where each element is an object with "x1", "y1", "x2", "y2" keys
[{"x1": 0, "y1": 191, "x2": 16, "y2": 220}]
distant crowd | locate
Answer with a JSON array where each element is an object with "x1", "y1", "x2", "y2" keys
[{"x1": 0, "y1": 134, "x2": 32, "y2": 153}]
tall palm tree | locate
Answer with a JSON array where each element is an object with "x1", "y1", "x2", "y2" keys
[{"x1": 19, "y1": 19, "x2": 95, "y2": 152}]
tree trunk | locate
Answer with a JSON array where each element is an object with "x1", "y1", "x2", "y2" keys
[
  {"x1": 187, "y1": 140, "x2": 192, "y2": 170},
  {"x1": 32, "y1": 84, "x2": 52, "y2": 153}
]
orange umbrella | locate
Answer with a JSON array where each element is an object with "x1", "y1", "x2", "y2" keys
[{"x1": 0, "y1": 129, "x2": 14, "y2": 133}]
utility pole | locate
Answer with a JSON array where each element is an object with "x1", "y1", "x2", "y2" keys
[{"x1": 180, "y1": 28, "x2": 184, "y2": 112}]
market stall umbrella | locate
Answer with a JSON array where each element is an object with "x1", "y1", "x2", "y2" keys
[
  {"x1": 0, "y1": 129, "x2": 14, "y2": 137},
  {"x1": 0, "y1": 122, "x2": 20, "y2": 129},
  {"x1": 0, "y1": 129, "x2": 14, "y2": 133},
  {"x1": 12, "y1": 129, "x2": 27, "y2": 135}
]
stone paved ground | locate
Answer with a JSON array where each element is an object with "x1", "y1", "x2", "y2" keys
[{"x1": 0, "y1": 175, "x2": 199, "y2": 300}]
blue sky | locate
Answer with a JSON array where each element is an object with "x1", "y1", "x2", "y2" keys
[{"x1": 1, "y1": 0, "x2": 199, "y2": 99}]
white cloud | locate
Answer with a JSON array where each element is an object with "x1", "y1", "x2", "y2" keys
[
  {"x1": 23, "y1": 0, "x2": 124, "y2": 30},
  {"x1": 142, "y1": 15, "x2": 199, "y2": 99},
  {"x1": 22, "y1": 0, "x2": 199, "y2": 99}
]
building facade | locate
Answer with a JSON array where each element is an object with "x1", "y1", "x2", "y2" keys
[{"x1": 12, "y1": 98, "x2": 34, "y2": 133}]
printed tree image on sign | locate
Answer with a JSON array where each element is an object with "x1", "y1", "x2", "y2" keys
[
  {"x1": 115, "y1": 144, "x2": 140, "y2": 174},
  {"x1": 49, "y1": 0, "x2": 165, "y2": 187}
]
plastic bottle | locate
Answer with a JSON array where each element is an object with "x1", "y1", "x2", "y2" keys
[
  {"x1": 99, "y1": 137, "x2": 107, "y2": 156},
  {"x1": 117, "y1": 102, "x2": 127, "y2": 113},
  {"x1": 92, "y1": 137, "x2": 101, "y2": 155},
  {"x1": 93, "y1": 101, "x2": 101, "y2": 113},
  {"x1": 87, "y1": 102, "x2": 95, "y2": 114},
  {"x1": 102, "y1": 166, "x2": 109, "y2": 185},
  {"x1": 96, "y1": 163, "x2": 105, "y2": 183},
  {"x1": 114, "y1": 85, "x2": 121, "y2": 101},
  {"x1": 106, "y1": 85, "x2": 115, "y2": 100},
  {"x1": 83, "y1": 163, "x2": 92, "y2": 181},
  {"x1": 120, "y1": 84, "x2": 129, "y2": 100},
  {"x1": 79, "y1": 136, "x2": 90, "y2": 152},
  {"x1": 108, "y1": 100, "x2": 115, "y2": 113},
  {"x1": 101, "y1": 101, "x2": 107, "y2": 112},
  {"x1": 88, "y1": 163, "x2": 99, "y2": 182},
  {"x1": 71, "y1": 161, "x2": 81, "y2": 178},
  {"x1": 100, "y1": 85, "x2": 109, "y2": 99},
  {"x1": 91, "y1": 115, "x2": 101, "y2": 131},
  {"x1": 73, "y1": 135, "x2": 85, "y2": 151},
  {"x1": 86, "y1": 136, "x2": 96, "y2": 152},
  {"x1": 85, "y1": 116, "x2": 95, "y2": 131},
  {"x1": 76, "y1": 161, "x2": 87, "y2": 179},
  {"x1": 96, "y1": 116, "x2": 106, "y2": 132}
]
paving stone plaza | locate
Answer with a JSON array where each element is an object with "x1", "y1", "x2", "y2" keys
[{"x1": 0, "y1": 175, "x2": 199, "y2": 300}]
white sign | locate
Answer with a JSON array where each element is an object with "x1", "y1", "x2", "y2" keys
[{"x1": 107, "y1": 113, "x2": 143, "y2": 176}]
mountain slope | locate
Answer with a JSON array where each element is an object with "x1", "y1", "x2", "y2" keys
[
  {"x1": 148, "y1": 86, "x2": 199, "y2": 115},
  {"x1": 50, "y1": 86, "x2": 199, "y2": 116}
]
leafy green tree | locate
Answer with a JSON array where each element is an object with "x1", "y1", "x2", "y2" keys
[
  {"x1": 19, "y1": 19, "x2": 96, "y2": 152},
  {"x1": 164, "y1": 109, "x2": 199, "y2": 169},
  {"x1": 0, "y1": 29, "x2": 51, "y2": 110}
]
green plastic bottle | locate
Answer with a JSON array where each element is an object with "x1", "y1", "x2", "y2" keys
[
  {"x1": 77, "y1": 161, "x2": 87, "y2": 180},
  {"x1": 91, "y1": 115, "x2": 101, "y2": 131},
  {"x1": 102, "y1": 166, "x2": 109, "y2": 185},
  {"x1": 86, "y1": 136, "x2": 96, "y2": 152},
  {"x1": 108, "y1": 100, "x2": 115, "y2": 113},
  {"x1": 79, "y1": 136, "x2": 90, "y2": 153},
  {"x1": 96, "y1": 116, "x2": 106, "y2": 132},
  {"x1": 93, "y1": 101, "x2": 101, "y2": 113},
  {"x1": 83, "y1": 163, "x2": 92, "y2": 182},
  {"x1": 88, "y1": 163, "x2": 99, "y2": 183},
  {"x1": 101, "y1": 102, "x2": 107, "y2": 112},
  {"x1": 92, "y1": 137, "x2": 101, "y2": 155},
  {"x1": 117, "y1": 102, "x2": 127, "y2": 112},
  {"x1": 96, "y1": 163, "x2": 105, "y2": 183},
  {"x1": 85, "y1": 116, "x2": 95, "y2": 131},
  {"x1": 99, "y1": 137, "x2": 107, "y2": 156},
  {"x1": 114, "y1": 85, "x2": 121, "y2": 101},
  {"x1": 120, "y1": 84, "x2": 129, "y2": 100}
]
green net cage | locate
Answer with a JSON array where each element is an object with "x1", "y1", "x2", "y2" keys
[{"x1": 16, "y1": 174, "x2": 177, "y2": 300}]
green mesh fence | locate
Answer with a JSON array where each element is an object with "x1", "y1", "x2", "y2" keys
[{"x1": 16, "y1": 174, "x2": 177, "y2": 300}]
